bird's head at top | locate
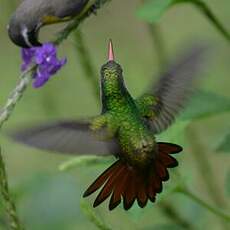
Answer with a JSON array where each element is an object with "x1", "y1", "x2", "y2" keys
[
  {"x1": 101, "y1": 40, "x2": 123, "y2": 86},
  {"x1": 8, "y1": 13, "x2": 42, "y2": 48},
  {"x1": 7, "y1": 1, "x2": 43, "y2": 48}
]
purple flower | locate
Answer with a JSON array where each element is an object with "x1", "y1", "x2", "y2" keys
[
  {"x1": 21, "y1": 43, "x2": 67, "y2": 88},
  {"x1": 21, "y1": 48, "x2": 36, "y2": 72}
]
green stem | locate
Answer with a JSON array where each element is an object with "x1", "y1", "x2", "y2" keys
[
  {"x1": 186, "y1": 126, "x2": 229, "y2": 229},
  {"x1": 159, "y1": 201, "x2": 195, "y2": 230},
  {"x1": 54, "y1": 0, "x2": 112, "y2": 46},
  {"x1": 0, "y1": 66, "x2": 34, "y2": 129},
  {"x1": 80, "y1": 199, "x2": 111, "y2": 230},
  {"x1": 73, "y1": 30, "x2": 100, "y2": 99},
  {"x1": 186, "y1": 127, "x2": 226, "y2": 208},
  {"x1": 0, "y1": 59, "x2": 36, "y2": 230},
  {"x1": 0, "y1": 148, "x2": 23, "y2": 230},
  {"x1": 174, "y1": 0, "x2": 230, "y2": 42},
  {"x1": 177, "y1": 186, "x2": 230, "y2": 222},
  {"x1": 141, "y1": 0, "x2": 167, "y2": 72},
  {"x1": 0, "y1": 66, "x2": 34, "y2": 230},
  {"x1": 147, "y1": 24, "x2": 167, "y2": 71}
]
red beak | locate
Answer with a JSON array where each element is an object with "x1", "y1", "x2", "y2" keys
[{"x1": 108, "y1": 39, "x2": 115, "y2": 61}]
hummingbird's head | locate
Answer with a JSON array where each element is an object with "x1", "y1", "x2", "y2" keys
[{"x1": 100, "y1": 40, "x2": 125, "y2": 96}]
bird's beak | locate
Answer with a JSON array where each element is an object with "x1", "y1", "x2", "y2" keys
[
  {"x1": 108, "y1": 39, "x2": 115, "y2": 61},
  {"x1": 8, "y1": 22, "x2": 42, "y2": 48},
  {"x1": 25, "y1": 26, "x2": 42, "y2": 48}
]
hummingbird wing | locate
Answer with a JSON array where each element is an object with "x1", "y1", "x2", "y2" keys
[
  {"x1": 136, "y1": 45, "x2": 206, "y2": 134},
  {"x1": 10, "y1": 120, "x2": 120, "y2": 155}
]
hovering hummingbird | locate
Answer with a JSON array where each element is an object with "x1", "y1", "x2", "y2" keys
[
  {"x1": 11, "y1": 41, "x2": 205, "y2": 210},
  {"x1": 8, "y1": 0, "x2": 95, "y2": 47}
]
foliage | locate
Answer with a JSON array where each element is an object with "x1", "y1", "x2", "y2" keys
[
  {"x1": 216, "y1": 132, "x2": 230, "y2": 153},
  {"x1": 0, "y1": 0, "x2": 229, "y2": 229},
  {"x1": 137, "y1": 0, "x2": 230, "y2": 41}
]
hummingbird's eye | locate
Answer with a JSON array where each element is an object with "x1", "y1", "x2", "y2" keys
[{"x1": 104, "y1": 72, "x2": 110, "y2": 78}]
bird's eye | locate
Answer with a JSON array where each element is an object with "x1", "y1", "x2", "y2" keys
[{"x1": 104, "y1": 72, "x2": 110, "y2": 78}]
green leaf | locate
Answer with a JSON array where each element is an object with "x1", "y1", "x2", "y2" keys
[
  {"x1": 137, "y1": 0, "x2": 174, "y2": 23},
  {"x1": 216, "y1": 133, "x2": 230, "y2": 153},
  {"x1": 180, "y1": 90, "x2": 230, "y2": 120}
]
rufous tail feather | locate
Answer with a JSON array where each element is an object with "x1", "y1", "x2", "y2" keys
[{"x1": 83, "y1": 142, "x2": 182, "y2": 210}]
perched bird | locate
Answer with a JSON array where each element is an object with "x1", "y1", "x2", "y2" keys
[
  {"x1": 8, "y1": 0, "x2": 95, "y2": 47},
  {"x1": 11, "y1": 41, "x2": 205, "y2": 210}
]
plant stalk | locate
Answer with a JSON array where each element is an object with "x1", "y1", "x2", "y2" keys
[
  {"x1": 174, "y1": 0, "x2": 230, "y2": 42},
  {"x1": 0, "y1": 67, "x2": 34, "y2": 129},
  {"x1": 80, "y1": 199, "x2": 111, "y2": 230},
  {"x1": 177, "y1": 186, "x2": 230, "y2": 222},
  {"x1": 159, "y1": 201, "x2": 195, "y2": 229},
  {"x1": 186, "y1": 127, "x2": 226, "y2": 208},
  {"x1": 186, "y1": 126, "x2": 229, "y2": 229},
  {"x1": 73, "y1": 30, "x2": 100, "y2": 99},
  {"x1": 54, "y1": 0, "x2": 112, "y2": 46},
  {"x1": 147, "y1": 24, "x2": 167, "y2": 71},
  {"x1": 0, "y1": 148, "x2": 23, "y2": 230}
]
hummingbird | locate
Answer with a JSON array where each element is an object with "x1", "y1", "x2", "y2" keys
[
  {"x1": 8, "y1": 0, "x2": 96, "y2": 48},
  {"x1": 11, "y1": 41, "x2": 205, "y2": 210}
]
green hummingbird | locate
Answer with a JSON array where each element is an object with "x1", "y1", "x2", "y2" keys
[{"x1": 11, "y1": 41, "x2": 205, "y2": 210}]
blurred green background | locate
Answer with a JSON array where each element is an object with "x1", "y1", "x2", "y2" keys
[{"x1": 0, "y1": 0, "x2": 229, "y2": 229}]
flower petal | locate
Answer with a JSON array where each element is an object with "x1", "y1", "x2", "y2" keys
[{"x1": 20, "y1": 42, "x2": 67, "y2": 88}]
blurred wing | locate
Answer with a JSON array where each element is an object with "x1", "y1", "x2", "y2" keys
[
  {"x1": 10, "y1": 121, "x2": 120, "y2": 155},
  {"x1": 139, "y1": 45, "x2": 207, "y2": 134}
]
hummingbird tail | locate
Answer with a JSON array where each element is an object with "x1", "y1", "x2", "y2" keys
[{"x1": 83, "y1": 142, "x2": 182, "y2": 210}]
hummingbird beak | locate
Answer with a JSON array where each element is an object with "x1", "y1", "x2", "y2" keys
[{"x1": 108, "y1": 39, "x2": 115, "y2": 61}]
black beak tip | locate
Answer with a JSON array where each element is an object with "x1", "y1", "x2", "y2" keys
[
  {"x1": 8, "y1": 25, "x2": 42, "y2": 48},
  {"x1": 27, "y1": 29, "x2": 42, "y2": 47}
]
